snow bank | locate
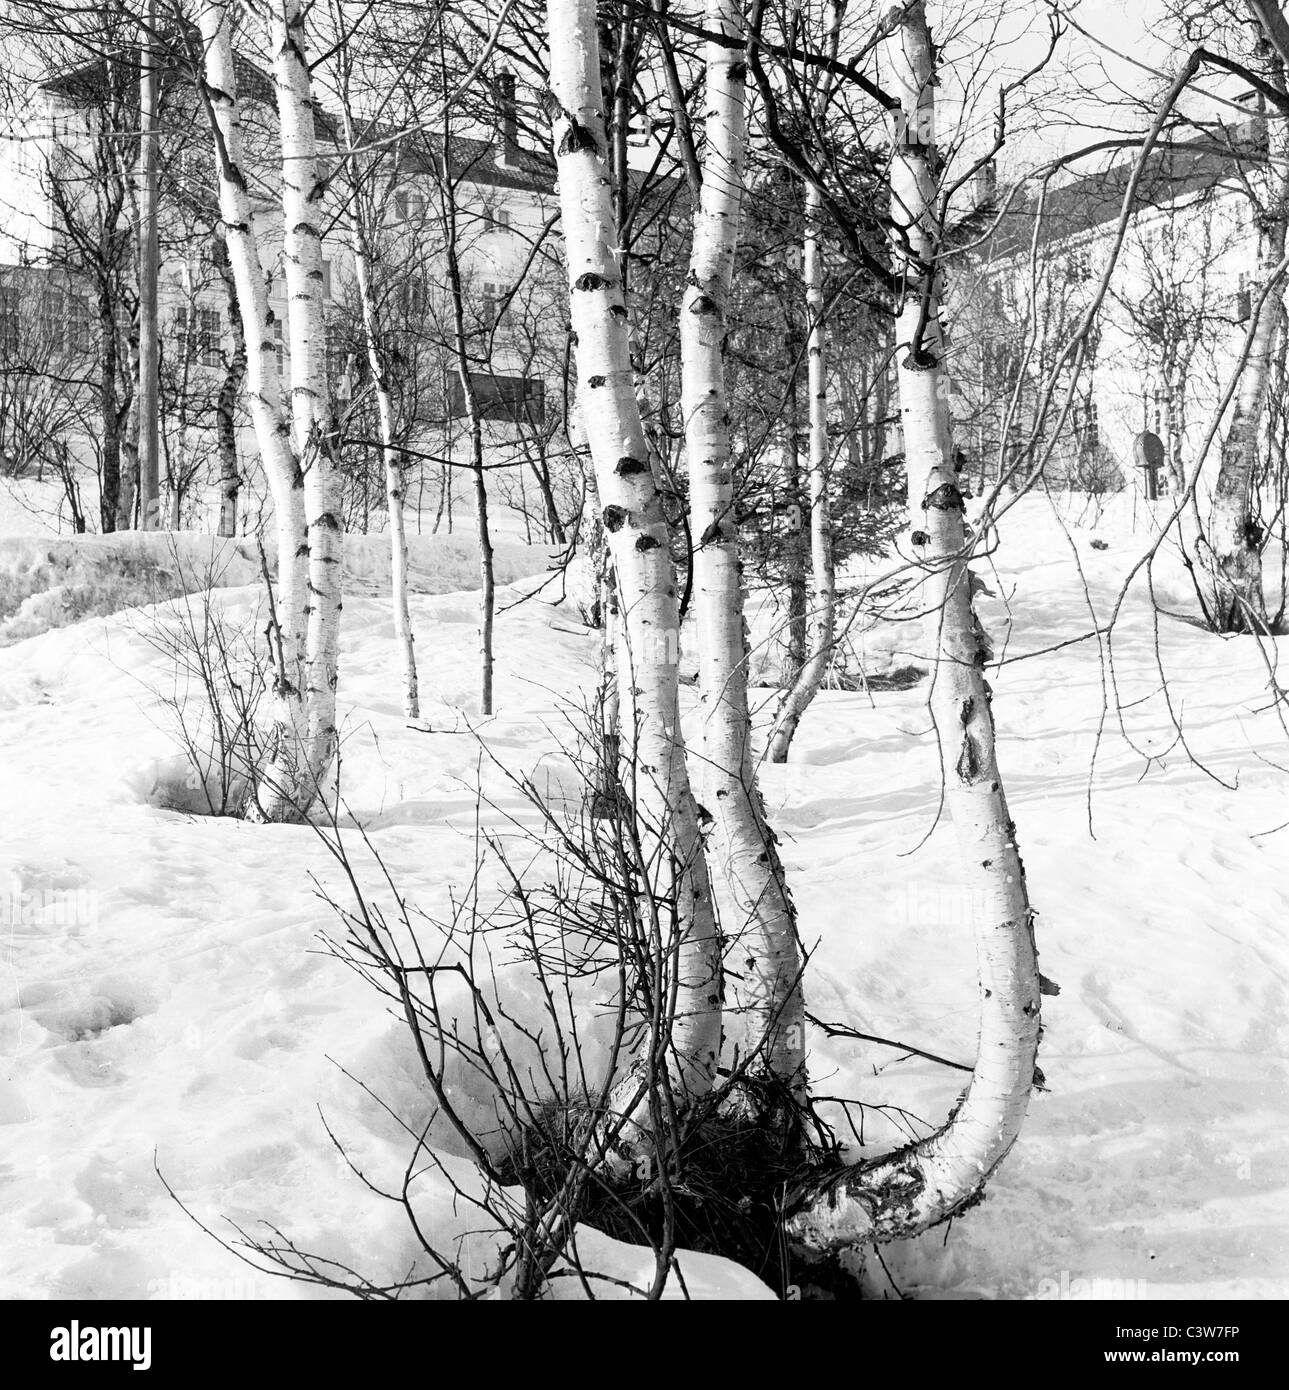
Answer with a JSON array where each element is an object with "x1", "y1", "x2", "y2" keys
[
  {"x1": 0, "y1": 530, "x2": 557, "y2": 649},
  {"x1": 1, "y1": 491, "x2": 1286, "y2": 1300}
]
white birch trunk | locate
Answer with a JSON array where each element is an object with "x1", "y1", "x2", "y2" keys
[
  {"x1": 339, "y1": 115, "x2": 419, "y2": 721},
  {"x1": 681, "y1": 0, "x2": 803, "y2": 1095},
  {"x1": 136, "y1": 0, "x2": 161, "y2": 531},
  {"x1": 547, "y1": 0, "x2": 721, "y2": 1098},
  {"x1": 1206, "y1": 192, "x2": 1286, "y2": 630},
  {"x1": 272, "y1": 0, "x2": 342, "y2": 799},
  {"x1": 788, "y1": 1, "x2": 1041, "y2": 1250},
  {"x1": 766, "y1": 2, "x2": 841, "y2": 764},
  {"x1": 767, "y1": 176, "x2": 835, "y2": 762},
  {"x1": 197, "y1": 2, "x2": 314, "y2": 817}
]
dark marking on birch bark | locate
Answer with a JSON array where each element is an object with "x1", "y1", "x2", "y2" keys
[
  {"x1": 587, "y1": 374, "x2": 607, "y2": 388},
  {"x1": 558, "y1": 116, "x2": 599, "y2": 156},
  {"x1": 956, "y1": 733, "x2": 982, "y2": 781},
  {"x1": 634, "y1": 533, "x2": 660, "y2": 551},
  {"x1": 602, "y1": 505, "x2": 628, "y2": 532},
  {"x1": 615, "y1": 456, "x2": 647, "y2": 476},
  {"x1": 923, "y1": 482, "x2": 965, "y2": 511},
  {"x1": 609, "y1": 303, "x2": 628, "y2": 321},
  {"x1": 912, "y1": 530, "x2": 929, "y2": 546},
  {"x1": 574, "y1": 272, "x2": 609, "y2": 292},
  {"x1": 689, "y1": 293, "x2": 718, "y2": 316}
]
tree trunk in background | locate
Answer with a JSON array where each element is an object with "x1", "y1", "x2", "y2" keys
[
  {"x1": 766, "y1": 0, "x2": 841, "y2": 763},
  {"x1": 118, "y1": 348, "x2": 139, "y2": 531},
  {"x1": 781, "y1": 366, "x2": 807, "y2": 687},
  {"x1": 97, "y1": 289, "x2": 121, "y2": 533},
  {"x1": 547, "y1": 0, "x2": 721, "y2": 1099},
  {"x1": 339, "y1": 105, "x2": 419, "y2": 721},
  {"x1": 679, "y1": 0, "x2": 803, "y2": 1095},
  {"x1": 212, "y1": 232, "x2": 245, "y2": 539},
  {"x1": 788, "y1": 0, "x2": 1041, "y2": 1251},
  {"x1": 136, "y1": 0, "x2": 161, "y2": 531},
  {"x1": 767, "y1": 176, "x2": 836, "y2": 761},
  {"x1": 439, "y1": 130, "x2": 495, "y2": 716}
]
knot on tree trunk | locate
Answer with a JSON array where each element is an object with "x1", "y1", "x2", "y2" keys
[{"x1": 923, "y1": 481, "x2": 965, "y2": 511}]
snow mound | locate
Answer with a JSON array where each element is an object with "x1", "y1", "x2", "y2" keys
[
  {"x1": 0, "y1": 531, "x2": 557, "y2": 649},
  {"x1": 0, "y1": 535, "x2": 261, "y2": 648}
]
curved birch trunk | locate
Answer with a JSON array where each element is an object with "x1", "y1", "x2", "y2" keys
[
  {"x1": 767, "y1": 177, "x2": 836, "y2": 762},
  {"x1": 680, "y1": 0, "x2": 804, "y2": 1094},
  {"x1": 547, "y1": 0, "x2": 721, "y2": 1099},
  {"x1": 787, "y1": 1, "x2": 1040, "y2": 1252}
]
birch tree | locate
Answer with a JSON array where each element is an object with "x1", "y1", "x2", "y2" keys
[
  {"x1": 1203, "y1": 71, "x2": 1287, "y2": 632},
  {"x1": 678, "y1": 0, "x2": 803, "y2": 1094},
  {"x1": 766, "y1": 0, "x2": 842, "y2": 763},
  {"x1": 546, "y1": 0, "x2": 722, "y2": 1100},
  {"x1": 787, "y1": 0, "x2": 1043, "y2": 1250},
  {"x1": 194, "y1": 0, "x2": 339, "y2": 818},
  {"x1": 333, "y1": 58, "x2": 419, "y2": 720}
]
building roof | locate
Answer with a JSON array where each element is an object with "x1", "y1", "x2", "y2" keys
[
  {"x1": 371, "y1": 126, "x2": 556, "y2": 196},
  {"x1": 981, "y1": 120, "x2": 1267, "y2": 262},
  {"x1": 40, "y1": 46, "x2": 339, "y2": 141}
]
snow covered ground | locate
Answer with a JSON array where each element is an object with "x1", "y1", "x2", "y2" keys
[{"x1": 0, "y1": 488, "x2": 1286, "y2": 1299}]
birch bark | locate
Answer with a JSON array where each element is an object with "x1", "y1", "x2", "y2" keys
[
  {"x1": 272, "y1": 0, "x2": 342, "y2": 797},
  {"x1": 338, "y1": 112, "x2": 419, "y2": 720},
  {"x1": 788, "y1": 0, "x2": 1041, "y2": 1249},
  {"x1": 680, "y1": 0, "x2": 803, "y2": 1093},
  {"x1": 547, "y1": 0, "x2": 721, "y2": 1098},
  {"x1": 197, "y1": 2, "x2": 324, "y2": 818},
  {"x1": 766, "y1": 1, "x2": 841, "y2": 763},
  {"x1": 1205, "y1": 78, "x2": 1287, "y2": 632}
]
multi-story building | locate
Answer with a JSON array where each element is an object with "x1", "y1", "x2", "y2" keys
[
  {"x1": 0, "y1": 39, "x2": 560, "y2": 533},
  {"x1": 958, "y1": 116, "x2": 1268, "y2": 502}
]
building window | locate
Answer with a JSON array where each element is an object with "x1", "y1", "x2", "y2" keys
[
  {"x1": 403, "y1": 275, "x2": 428, "y2": 320},
  {"x1": 177, "y1": 306, "x2": 223, "y2": 367},
  {"x1": 1083, "y1": 399, "x2": 1100, "y2": 451},
  {"x1": 66, "y1": 293, "x2": 92, "y2": 354},
  {"x1": 1235, "y1": 270, "x2": 1252, "y2": 323},
  {"x1": 448, "y1": 371, "x2": 545, "y2": 425},
  {"x1": 393, "y1": 190, "x2": 426, "y2": 223},
  {"x1": 325, "y1": 320, "x2": 348, "y2": 387},
  {"x1": 478, "y1": 280, "x2": 511, "y2": 331},
  {"x1": 0, "y1": 284, "x2": 19, "y2": 355},
  {"x1": 38, "y1": 287, "x2": 66, "y2": 352}
]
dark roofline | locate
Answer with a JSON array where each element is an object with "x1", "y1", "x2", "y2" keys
[{"x1": 981, "y1": 121, "x2": 1267, "y2": 263}]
